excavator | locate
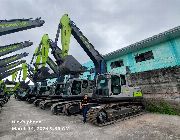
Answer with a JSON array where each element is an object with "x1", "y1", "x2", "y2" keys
[
  {"x1": 0, "y1": 56, "x2": 30, "y2": 101},
  {"x1": 30, "y1": 23, "x2": 94, "y2": 110},
  {"x1": 26, "y1": 30, "x2": 90, "y2": 109},
  {"x1": 32, "y1": 15, "x2": 98, "y2": 111},
  {"x1": 24, "y1": 41, "x2": 59, "y2": 104},
  {"x1": 48, "y1": 14, "x2": 106, "y2": 114},
  {"x1": 0, "y1": 67, "x2": 22, "y2": 108},
  {"x1": 13, "y1": 63, "x2": 32, "y2": 101},
  {"x1": 49, "y1": 14, "x2": 143, "y2": 126}
]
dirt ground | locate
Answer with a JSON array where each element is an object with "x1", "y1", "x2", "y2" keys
[{"x1": 0, "y1": 97, "x2": 180, "y2": 140}]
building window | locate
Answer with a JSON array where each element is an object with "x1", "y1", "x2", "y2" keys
[
  {"x1": 135, "y1": 51, "x2": 154, "y2": 63},
  {"x1": 110, "y1": 60, "x2": 124, "y2": 69}
]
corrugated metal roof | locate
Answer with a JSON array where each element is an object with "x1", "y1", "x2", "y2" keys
[{"x1": 103, "y1": 26, "x2": 180, "y2": 60}]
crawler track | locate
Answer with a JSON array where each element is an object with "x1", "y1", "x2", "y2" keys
[{"x1": 87, "y1": 103, "x2": 144, "y2": 127}]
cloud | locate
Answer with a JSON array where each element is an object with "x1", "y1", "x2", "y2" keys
[{"x1": 1, "y1": 0, "x2": 180, "y2": 82}]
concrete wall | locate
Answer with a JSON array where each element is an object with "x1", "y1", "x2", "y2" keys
[{"x1": 126, "y1": 66, "x2": 180, "y2": 101}]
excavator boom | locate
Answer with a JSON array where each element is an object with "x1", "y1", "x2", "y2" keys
[
  {"x1": 22, "y1": 63, "x2": 28, "y2": 81},
  {"x1": 0, "y1": 60, "x2": 26, "y2": 73},
  {"x1": 60, "y1": 14, "x2": 71, "y2": 58},
  {"x1": 0, "y1": 52, "x2": 28, "y2": 67},
  {"x1": 0, "y1": 41, "x2": 32, "y2": 57},
  {"x1": 12, "y1": 71, "x2": 18, "y2": 82},
  {"x1": 69, "y1": 20, "x2": 106, "y2": 74},
  {"x1": 0, "y1": 18, "x2": 45, "y2": 36},
  {"x1": 50, "y1": 40, "x2": 63, "y2": 65},
  {"x1": 0, "y1": 67, "x2": 22, "y2": 80},
  {"x1": 47, "y1": 57, "x2": 58, "y2": 74},
  {"x1": 41, "y1": 34, "x2": 50, "y2": 67}
]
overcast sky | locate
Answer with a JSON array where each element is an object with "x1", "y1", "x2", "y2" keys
[{"x1": 1, "y1": 0, "x2": 180, "y2": 82}]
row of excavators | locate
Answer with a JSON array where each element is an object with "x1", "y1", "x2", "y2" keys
[
  {"x1": 0, "y1": 14, "x2": 143, "y2": 126},
  {"x1": 0, "y1": 17, "x2": 44, "y2": 111}
]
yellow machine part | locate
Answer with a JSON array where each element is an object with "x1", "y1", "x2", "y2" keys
[
  {"x1": 41, "y1": 34, "x2": 50, "y2": 67},
  {"x1": 13, "y1": 82, "x2": 20, "y2": 91},
  {"x1": 22, "y1": 63, "x2": 27, "y2": 81},
  {"x1": 12, "y1": 71, "x2": 18, "y2": 81},
  {"x1": 34, "y1": 46, "x2": 41, "y2": 71},
  {"x1": 60, "y1": 14, "x2": 72, "y2": 58},
  {"x1": 133, "y1": 91, "x2": 143, "y2": 97}
]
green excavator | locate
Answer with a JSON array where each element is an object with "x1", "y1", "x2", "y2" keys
[
  {"x1": 30, "y1": 18, "x2": 93, "y2": 110},
  {"x1": 49, "y1": 14, "x2": 143, "y2": 127}
]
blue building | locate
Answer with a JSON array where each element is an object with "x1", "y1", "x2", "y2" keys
[{"x1": 81, "y1": 26, "x2": 180, "y2": 80}]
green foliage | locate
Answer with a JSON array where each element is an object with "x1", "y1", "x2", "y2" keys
[{"x1": 145, "y1": 98, "x2": 179, "y2": 116}]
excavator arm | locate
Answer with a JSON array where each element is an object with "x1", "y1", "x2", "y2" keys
[
  {"x1": 49, "y1": 40, "x2": 63, "y2": 65},
  {"x1": 31, "y1": 34, "x2": 50, "y2": 70},
  {"x1": 22, "y1": 63, "x2": 28, "y2": 81},
  {"x1": 0, "y1": 41, "x2": 32, "y2": 57},
  {"x1": 46, "y1": 56, "x2": 58, "y2": 74},
  {"x1": 12, "y1": 71, "x2": 18, "y2": 82},
  {"x1": 0, "y1": 18, "x2": 44, "y2": 36},
  {"x1": 0, "y1": 52, "x2": 28, "y2": 67},
  {"x1": 0, "y1": 67, "x2": 22, "y2": 80},
  {"x1": 41, "y1": 34, "x2": 50, "y2": 67},
  {"x1": 60, "y1": 14, "x2": 71, "y2": 58},
  {"x1": 59, "y1": 14, "x2": 106, "y2": 75},
  {"x1": 29, "y1": 37, "x2": 56, "y2": 82},
  {"x1": 70, "y1": 20, "x2": 106, "y2": 74},
  {"x1": 0, "y1": 60, "x2": 26, "y2": 73}
]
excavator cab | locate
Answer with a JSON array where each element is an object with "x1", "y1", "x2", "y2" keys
[
  {"x1": 55, "y1": 83, "x2": 65, "y2": 95},
  {"x1": 93, "y1": 73, "x2": 142, "y2": 99},
  {"x1": 64, "y1": 79, "x2": 82, "y2": 96},
  {"x1": 96, "y1": 75, "x2": 109, "y2": 96},
  {"x1": 62, "y1": 79, "x2": 92, "y2": 96},
  {"x1": 111, "y1": 75, "x2": 121, "y2": 95},
  {"x1": 71, "y1": 80, "x2": 81, "y2": 95}
]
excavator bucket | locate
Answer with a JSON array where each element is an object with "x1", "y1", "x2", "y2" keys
[
  {"x1": 60, "y1": 14, "x2": 72, "y2": 58},
  {"x1": 58, "y1": 55, "x2": 85, "y2": 75},
  {"x1": 0, "y1": 18, "x2": 45, "y2": 36},
  {"x1": 0, "y1": 41, "x2": 32, "y2": 57}
]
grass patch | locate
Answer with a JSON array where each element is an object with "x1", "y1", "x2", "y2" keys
[{"x1": 144, "y1": 98, "x2": 180, "y2": 116}]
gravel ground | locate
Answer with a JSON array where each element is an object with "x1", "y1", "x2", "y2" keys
[{"x1": 0, "y1": 97, "x2": 180, "y2": 140}]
